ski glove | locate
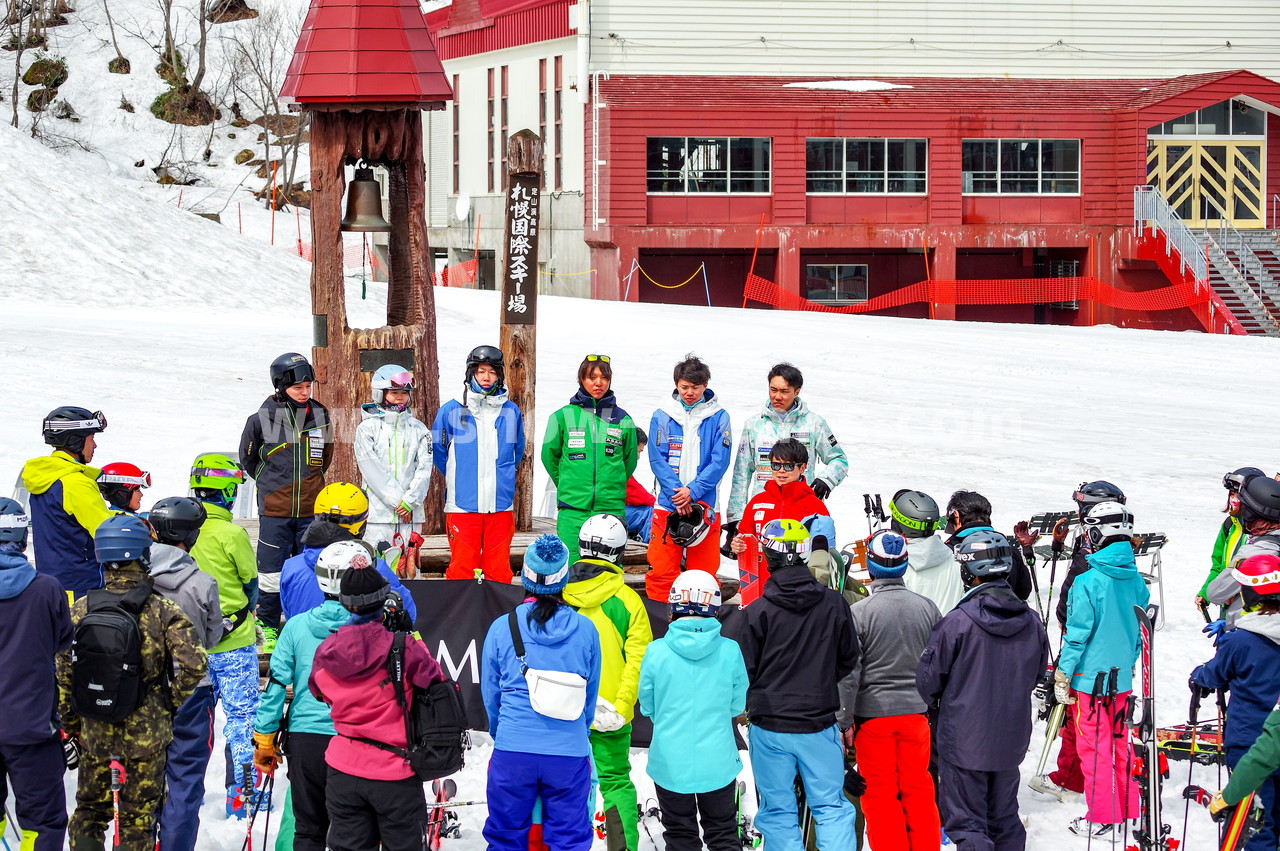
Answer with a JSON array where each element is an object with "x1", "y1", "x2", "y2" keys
[
  {"x1": 1209, "y1": 791, "x2": 1229, "y2": 817},
  {"x1": 593, "y1": 697, "x2": 627, "y2": 733},
  {"x1": 813, "y1": 479, "x2": 832, "y2": 500},
  {"x1": 1202, "y1": 619, "x2": 1227, "y2": 644},
  {"x1": 61, "y1": 730, "x2": 80, "y2": 770},
  {"x1": 720, "y1": 521, "x2": 739, "y2": 560},
  {"x1": 1188, "y1": 673, "x2": 1214, "y2": 701},
  {"x1": 253, "y1": 731, "x2": 280, "y2": 775},
  {"x1": 1050, "y1": 518, "x2": 1071, "y2": 553},
  {"x1": 843, "y1": 765, "x2": 867, "y2": 798},
  {"x1": 1012, "y1": 520, "x2": 1040, "y2": 548},
  {"x1": 1053, "y1": 669, "x2": 1076, "y2": 705}
]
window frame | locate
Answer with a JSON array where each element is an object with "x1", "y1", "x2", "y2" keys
[
  {"x1": 803, "y1": 263, "x2": 870, "y2": 304},
  {"x1": 805, "y1": 137, "x2": 929, "y2": 196},
  {"x1": 645, "y1": 136, "x2": 773, "y2": 195},
  {"x1": 961, "y1": 138, "x2": 1082, "y2": 196}
]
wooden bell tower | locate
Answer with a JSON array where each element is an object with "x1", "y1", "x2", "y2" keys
[{"x1": 280, "y1": 0, "x2": 452, "y2": 530}]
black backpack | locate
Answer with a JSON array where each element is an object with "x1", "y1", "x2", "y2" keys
[
  {"x1": 70, "y1": 577, "x2": 159, "y2": 723},
  {"x1": 357, "y1": 631, "x2": 469, "y2": 780}
]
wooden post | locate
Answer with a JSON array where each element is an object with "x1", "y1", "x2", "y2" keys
[{"x1": 500, "y1": 130, "x2": 544, "y2": 532}]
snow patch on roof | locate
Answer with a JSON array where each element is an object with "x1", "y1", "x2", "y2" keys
[{"x1": 784, "y1": 80, "x2": 914, "y2": 92}]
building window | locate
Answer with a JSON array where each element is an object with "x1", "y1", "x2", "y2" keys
[
  {"x1": 500, "y1": 65, "x2": 509, "y2": 191},
  {"x1": 804, "y1": 264, "x2": 869, "y2": 303},
  {"x1": 451, "y1": 73, "x2": 460, "y2": 195},
  {"x1": 805, "y1": 138, "x2": 927, "y2": 193},
  {"x1": 962, "y1": 139, "x2": 1080, "y2": 194},
  {"x1": 539, "y1": 58, "x2": 547, "y2": 187},
  {"x1": 1148, "y1": 99, "x2": 1265, "y2": 137},
  {"x1": 646, "y1": 137, "x2": 772, "y2": 193},
  {"x1": 553, "y1": 56, "x2": 563, "y2": 190},
  {"x1": 487, "y1": 68, "x2": 495, "y2": 194}
]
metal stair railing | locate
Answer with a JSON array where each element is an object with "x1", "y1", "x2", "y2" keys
[
  {"x1": 1203, "y1": 195, "x2": 1280, "y2": 310},
  {"x1": 1133, "y1": 186, "x2": 1207, "y2": 287}
]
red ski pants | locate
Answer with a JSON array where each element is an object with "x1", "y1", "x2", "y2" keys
[
  {"x1": 1049, "y1": 706, "x2": 1086, "y2": 793},
  {"x1": 644, "y1": 508, "x2": 721, "y2": 603},
  {"x1": 854, "y1": 714, "x2": 940, "y2": 851},
  {"x1": 445, "y1": 511, "x2": 516, "y2": 582}
]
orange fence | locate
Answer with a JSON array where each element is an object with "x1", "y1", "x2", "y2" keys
[{"x1": 743, "y1": 273, "x2": 1211, "y2": 315}]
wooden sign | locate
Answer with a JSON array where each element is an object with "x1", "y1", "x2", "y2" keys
[{"x1": 501, "y1": 172, "x2": 541, "y2": 325}]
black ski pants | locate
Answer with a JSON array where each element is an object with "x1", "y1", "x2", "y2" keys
[
  {"x1": 654, "y1": 781, "x2": 738, "y2": 851},
  {"x1": 256, "y1": 515, "x2": 310, "y2": 626},
  {"x1": 326, "y1": 767, "x2": 426, "y2": 851},
  {"x1": 0, "y1": 737, "x2": 67, "y2": 850},
  {"x1": 286, "y1": 733, "x2": 332, "y2": 851},
  {"x1": 937, "y1": 761, "x2": 1025, "y2": 851}
]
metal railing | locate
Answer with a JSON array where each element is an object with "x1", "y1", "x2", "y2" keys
[
  {"x1": 1203, "y1": 195, "x2": 1277, "y2": 309},
  {"x1": 1133, "y1": 186, "x2": 1207, "y2": 285},
  {"x1": 1273, "y1": 194, "x2": 1279, "y2": 230}
]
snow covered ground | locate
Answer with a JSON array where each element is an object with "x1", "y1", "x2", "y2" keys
[{"x1": 3, "y1": 118, "x2": 1279, "y2": 848}]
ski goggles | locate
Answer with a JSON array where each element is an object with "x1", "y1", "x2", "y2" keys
[
  {"x1": 100, "y1": 471, "x2": 152, "y2": 488},
  {"x1": 0, "y1": 513, "x2": 30, "y2": 530},
  {"x1": 585, "y1": 354, "x2": 611, "y2": 363},
  {"x1": 44, "y1": 411, "x2": 107, "y2": 433},
  {"x1": 320, "y1": 509, "x2": 369, "y2": 526},
  {"x1": 769, "y1": 461, "x2": 800, "y2": 471},
  {"x1": 191, "y1": 466, "x2": 245, "y2": 482},
  {"x1": 382, "y1": 371, "x2": 414, "y2": 390}
]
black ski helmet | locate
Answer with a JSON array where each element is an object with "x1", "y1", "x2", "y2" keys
[
  {"x1": 953, "y1": 529, "x2": 1014, "y2": 584},
  {"x1": 1239, "y1": 475, "x2": 1280, "y2": 527},
  {"x1": 42, "y1": 406, "x2": 107, "y2": 454},
  {"x1": 889, "y1": 489, "x2": 941, "y2": 539},
  {"x1": 270, "y1": 353, "x2": 315, "y2": 393},
  {"x1": 1073, "y1": 480, "x2": 1125, "y2": 514},
  {"x1": 465, "y1": 345, "x2": 505, "y2": 390},
  {"x1": 149, "y1": 497, "x2": 207, "y2": 549},
  {"x1": 1225, "y1": 467, "x2": 1267, "y2": 492}
]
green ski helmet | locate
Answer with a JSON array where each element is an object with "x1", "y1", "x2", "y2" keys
[{"x1": 190, "y1": 453, "x2": 246, "y2": 507}]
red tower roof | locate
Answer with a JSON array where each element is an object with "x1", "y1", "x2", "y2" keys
[{"x1": 280, "y1": 0, "x2": 453, "y2": 109}]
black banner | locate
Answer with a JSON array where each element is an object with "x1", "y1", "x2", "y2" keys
[{"x1": 403, "y1": 578, "x2": 688, "y2": 747}]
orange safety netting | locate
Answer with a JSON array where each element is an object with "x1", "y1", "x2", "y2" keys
[
  {"x1": 440, "y1": 259, "x2": 478, "y2": 287},
  {"x1": 743, "y1": 274, "x2": 1209, "y2": 314}
]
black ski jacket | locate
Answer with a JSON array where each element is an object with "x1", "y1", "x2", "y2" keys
[
  {"x1": 737, "y1": 563, "x2": 859, "y2": 734},
  {"x1": 239, "y1": 396, "x2": 333, "y2": 517},
  {"x1": 1054, "y1": 537, "x2": 1092, "y2": 628}
]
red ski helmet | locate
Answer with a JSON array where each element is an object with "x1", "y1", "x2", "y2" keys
[
  {"x1": 1233, "y1": 552, "x2": 1280, "y2": 603},
  {"x1": 98, "y1": 462, "x2": 152, "y2": 510}
]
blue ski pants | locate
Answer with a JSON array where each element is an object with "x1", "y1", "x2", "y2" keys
[
  {"x1": 208, "y1": 645, "x2": 260, "y2": 788},
  {"x1": 157, "y1": 685, "x2": 215, "y2": 851},
  {"x1": 484, "y1": 749, "x2": 593, "y2": 851},
  {"x1": 748, "y1": 725, "x2": 858, "y2": 851}
]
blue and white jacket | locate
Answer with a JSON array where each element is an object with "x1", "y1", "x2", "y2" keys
[
  {"x1": 431, "y1": 385, "x2": 526, "y2": 514},
  {"x1": 648, "y1": 390, "x2": 733, "y2": 514}
]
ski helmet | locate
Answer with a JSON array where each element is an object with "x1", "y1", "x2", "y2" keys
[
  {"x1": 669, "y1": 570, "x2": 722, "y2": 618},
  {"x1": 269, "y1": 353, "x2": 315, "y2": 392},
  {"x1": 578, "y1": 513, "x2": 628, "y2": 562},
  {"x1": 465, "y1": 345, "x2": 505, "y2": 390},
  {"x1": 1233, "y1": 552, "x2": 1280, "y2": 606},
  {"x1": 0, "y1": 498, "x2": 30, "y2": 550},
  {"x1": 866, "y1": 530, "x2": 910, "y2": 579},
  {"x1": 149, "y1": 496, "x2": 207, "y2": 549},
  {"x1": 314, "y1": 483, "x2": 370, "y2": 536},
  {"x1": 42, "y1": 406, "x2": 107, "y2": 454},
  {"x1": 953, "y1": 529, "x2": 1013, "y2": 583},
  {"x1": 316, "y1": 540, "x2": 372, "y2": 597},
  {"x1": 94, "y1": 513, "x2": 154, "y2": 566},
  {"x1": 760, "y1": 518, "x2": 812, "y2": 572},
  {"x1": 189, "y1": 453, "x2": 245, "y2": 506},
  {"x1": 1082, "y1": 500, "x2": 1134, "y2": 549},
  {"x1": 1238, "y1": 476, "x2": 1280, "y2": 530},
  {"x1": 98, "y1": 462, "x2": 151, "y2": 510},
  {"x1": 371, "y1": 364, "x2": 414, "y2": 407},
  {"x1": 1225, "y1": 467, "x2": 1267, "y2": 492},
  {"x1": 1073, "y1": 481, "x2": 1126, "y2": 514},
  {"x1": 666, "y1": 502, "x2": 715, "y2": 548},
  {"x1": 889, "y1": 490, "x2": 941, "y2": 539}
]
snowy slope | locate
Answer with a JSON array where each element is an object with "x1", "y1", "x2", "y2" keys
[{"x1": 4, "y1": 117, "x2": 1280, "y2": 847}]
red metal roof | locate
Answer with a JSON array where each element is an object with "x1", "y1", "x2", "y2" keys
[
  {"x1": 280, "y1": 0, "x2": 453, "y2": 108},
  {"x1": 599, "y1": 71, "x2": 1280, "y2": 114}
]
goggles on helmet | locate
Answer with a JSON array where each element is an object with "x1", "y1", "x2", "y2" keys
[
  {"x1": 100, "y1": 470, "x2": 152, "y2": 488},
  {"x1": 45, "y1": 411, "x2": 107, "y2": 433}
]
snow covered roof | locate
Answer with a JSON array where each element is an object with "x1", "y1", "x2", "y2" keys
[{"x1": 280, "y1": 0, "x2": 453, "y2": 109}]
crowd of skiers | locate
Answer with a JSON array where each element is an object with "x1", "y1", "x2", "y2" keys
[{"x1": 4, "y1": 344, "x2": 1280, "y2": 851}]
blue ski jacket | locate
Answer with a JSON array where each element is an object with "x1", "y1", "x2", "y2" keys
[
  {"x1": 1192, "y1": 612, "x2": 1280, "y2": 754},
  {"x1": 639, "y1": 616, "x2": 747, "y2": 794},
  {"x1": 0, "y1": 550, "x2": 72, "y2": 744},
  {"x1": 1057, "y1": 541, "x2": 1150, "y2": 695},
  {"x1": 279, "y1": 521, "x2": 415, "y2": 622},
  {"x1": 647, "y1": 390, "x2": 733, "y2": 514},
  {"x1": 432, "y1": 389, "x2": 525, "y2": 514}
]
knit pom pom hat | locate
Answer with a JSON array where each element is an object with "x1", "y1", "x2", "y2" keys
[{"x1": 522, "y1": 534, "x2": 570, "y2": 595}]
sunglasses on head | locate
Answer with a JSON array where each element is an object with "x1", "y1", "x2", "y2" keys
[
  {"x1": 585, "y1": 354, "x2": 611, "y2": 363},
  {"x1": 770, "y1": 461, "x2": 799, "y2": 471}
]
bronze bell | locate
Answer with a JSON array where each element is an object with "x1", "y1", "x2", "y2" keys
[{"x1": 340, "y1": 166, "x2": 391, "y2": 233}]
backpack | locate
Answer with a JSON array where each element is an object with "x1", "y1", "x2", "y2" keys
[
  {"x1": 357, "y1": 631, "x2": 469, "y2": 780},
  {"x1": 70, "y1": 577, "x2": 162, "y2": 723}
]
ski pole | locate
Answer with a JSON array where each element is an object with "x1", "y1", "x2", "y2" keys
[
  {"x1": 109, "y1": 756, "x2": 126, "y2": 849},
  {"x1": 1180, "y1": 686, "x2": 1203, "y2": 849},
  {"x1": 425, "y1": 799, "x2": 487, "y2": 809},
  {"x1": 1196, "y1": 598, "x2": 1211, "y2": 624},
  {"x1": 1086, "y1": 672, "x2": 1106, "y2": 851}
]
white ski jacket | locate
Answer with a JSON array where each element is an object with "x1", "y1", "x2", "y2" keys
[
  {"x1": 354, "y1": 405, "x2": 434, "y2": 525},
  {"x1": 902, "y1": 533, "x2": 965, "y2": 614}
]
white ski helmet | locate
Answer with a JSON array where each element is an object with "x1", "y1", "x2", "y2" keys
[
  {"x1": 370, "y1": 364, "x2": 414, "y2": 405},
  {"x1": 1082, "y1": 500, "x2": 1134, "y2": 549},
  {"x1": 669, "y1": 570, "x2": 722, "y2": 617},
  {"x1": 579, "y1": 513, "x2": 628, "y2": 561},
  {"x1": 316, "y1": 540, "x2": 374, "y2": 596}
]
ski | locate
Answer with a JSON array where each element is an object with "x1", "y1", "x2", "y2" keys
[
  {"x1": 1182, "y1": 785, "x2": 1265, "y2": 850},
  {"x1": 1157, "y1": 721, "x2": 1224, "y2": 766},
  {"x1": 1129, "y1": 604, "x2": 1171, "y2": 851},
  {"x1": 427, "y1": 778, "x2": 458, "y2": 850},
  {"x1": 735, "y1": 780, "x2": 761, "y2": 848}
]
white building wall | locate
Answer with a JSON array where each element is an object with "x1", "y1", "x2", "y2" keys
[
  {"x1": 426, "y1": 37, "x2": 591, "y2": 298},
  {"x1": 589, "y1": 0, "x2": 1280, "y2": 81}
]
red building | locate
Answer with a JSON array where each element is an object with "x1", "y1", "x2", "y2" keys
[{"x1": 587, "y1": 71, "x2": 1280, "y2": 332}]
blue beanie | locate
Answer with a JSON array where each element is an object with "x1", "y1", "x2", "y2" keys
[
  {"x1": 866, "y1": 530, "x2": 910, "y2": 579},
  {"x1": 522, "y1": 534, "x2": 570, "y2": 595}
]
